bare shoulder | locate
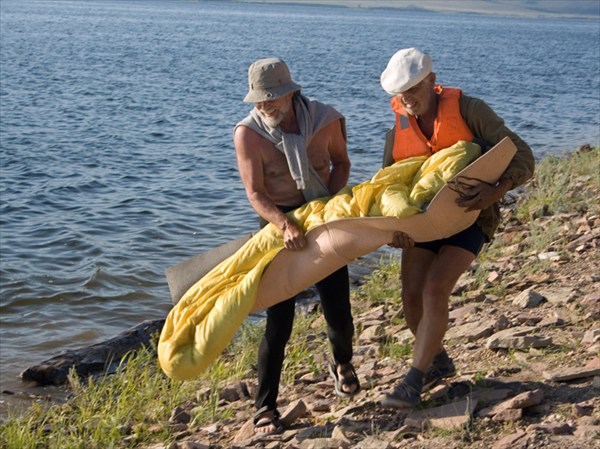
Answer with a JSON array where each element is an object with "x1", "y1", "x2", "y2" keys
[
  {"x1": 234, "y1": 125, "x2": 262, "y2": 147},
  {"x1": 320, "y1": 118, "x2": 344, "y2": 136},
  {"x1": 234, "y1": 126, "x2": 274, "y2": 159},
  {"x1": 312, "y1": 118, "x2": 345, "y2": 146}
]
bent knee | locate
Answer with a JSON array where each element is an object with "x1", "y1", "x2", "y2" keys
[
  {"x1": 422, "y1": 279, "x2": 456, "y2": 300},
  {"x1": 401, "y1": 287, "x2": 422, "y2": 306}
]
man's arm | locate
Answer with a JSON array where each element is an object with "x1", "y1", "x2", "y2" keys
[
  {"x1": 461, "y1": 95, "x2": 534, "y2": 186},
  {"x1": 458, "y1": 96, "x2": 535, "y2": 210},
  {"x1": 234, "y1": 125, "x2": 306, "y2": 250},
  {"x1": 325, "y1": 119, "x2": 351, "y2": 195}
]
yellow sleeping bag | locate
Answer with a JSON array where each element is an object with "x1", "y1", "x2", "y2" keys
[{"x1": 158, "y1": 141, "x2": 481, "y2": 380}]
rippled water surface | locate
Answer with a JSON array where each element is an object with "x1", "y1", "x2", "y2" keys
[{"x1": 1, "y1": 0, "x2": 599, "y2": 393}]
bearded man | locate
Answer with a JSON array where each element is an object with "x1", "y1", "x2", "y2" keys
[{"x1": 234, "y1": 58, "x2": 359, "y2": 435}]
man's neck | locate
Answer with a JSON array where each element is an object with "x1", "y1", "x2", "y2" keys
[{"x1": 416, "y1": 93, "x2": 439, "y2": 139}]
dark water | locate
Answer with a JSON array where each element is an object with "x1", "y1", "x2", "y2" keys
[{"x1": 1, "y1": 0, "x2": 599, "y2": 395}]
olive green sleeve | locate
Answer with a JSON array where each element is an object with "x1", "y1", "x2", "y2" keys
[
  {"x1": 382, "y1": 127, "x2": 396, "y2": 168},
  {"x1": 460, "y1": 95, "x2": 535, "y2": 188}
]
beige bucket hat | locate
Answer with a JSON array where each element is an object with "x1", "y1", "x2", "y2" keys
[{"x1": 243, "y1": 57, "x2": 301, "y2": 103}]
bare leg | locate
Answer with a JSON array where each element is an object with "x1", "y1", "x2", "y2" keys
[
  {"x1": 382, "y1": 245, "x2": 476, "y2": 409},
  {"x1": 400, "y1": 247, "x2": 436, "y2": 336},
  {"x1": 411, "y1": 245, "x2": 475, "y2": 372}
]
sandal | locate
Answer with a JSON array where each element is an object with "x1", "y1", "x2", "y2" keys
[
  {"x1": 328, "y1": 360, "x2": 361, "y2": 398},
  {"x1": 253, "y1": 406, "x2": 284, "y2": 435}
]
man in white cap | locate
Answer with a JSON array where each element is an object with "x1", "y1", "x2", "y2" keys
[
  {"x1": 234, "y1": 58, "x2": 359, "y2": 434},
  {"x1": 379, "y1": 48, "x2": 535, "y2": 408}
]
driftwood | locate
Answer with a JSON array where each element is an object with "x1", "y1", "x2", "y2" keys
[{"x1": 20, "y1": 319, "x2": 165, "y2": 386}]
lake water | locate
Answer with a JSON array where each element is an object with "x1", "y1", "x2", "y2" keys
[{"x1": 1, "y1": 0, "x2": 599, "y2": 398}]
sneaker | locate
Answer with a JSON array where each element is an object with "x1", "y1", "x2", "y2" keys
[
  {"x1": 380, "y1": 382, "x2": 421, "y2": 409},
  {"x1": 422, "y1": 356, "x2": 456, "y2": 390}
]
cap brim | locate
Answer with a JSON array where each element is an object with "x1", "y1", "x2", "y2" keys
[{"x1": 381, "y1": 69, "x2": 431, "y2": 95}]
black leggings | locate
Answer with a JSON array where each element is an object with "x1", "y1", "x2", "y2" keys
[{"x1": 255, "y1": 206, "x2": 354, "y2": 411}]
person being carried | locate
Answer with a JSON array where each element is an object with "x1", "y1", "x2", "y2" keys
[
  {"x1": 378, "y1": 48, "x2": 535, "y2": 409},
  {"x1": 234, "y1": 57, "x2": 360, "y2": 435}
]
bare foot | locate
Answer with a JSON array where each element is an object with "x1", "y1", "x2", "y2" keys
[
  {"x1": 337, "y1": 363, "x2": 360, "y2": 395},
  {"x1": 253, "y1": 409, "x2": 282, "y2": 435}
]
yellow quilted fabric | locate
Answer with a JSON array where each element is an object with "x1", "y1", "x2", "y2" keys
[{"x1": 158, "y1": 141, "x2": 480, "y2": 380}]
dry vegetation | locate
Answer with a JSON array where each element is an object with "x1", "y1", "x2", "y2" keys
[{"x1": 1, "y1": 146, "x2": 598, "y2": 449}]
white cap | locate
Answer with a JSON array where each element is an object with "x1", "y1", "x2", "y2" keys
[{"x1": 380, "y1": 48, "x2": 433, "y2": 95}]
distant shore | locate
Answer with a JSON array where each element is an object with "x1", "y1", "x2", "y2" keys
[{"x1": 235, "y1": 0, "x2": 600, "y2": 19}]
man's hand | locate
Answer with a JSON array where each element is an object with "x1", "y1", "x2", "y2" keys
[
  {"x1": 388, "y1": 231, "x2": 415, "y2": 249},
  {"x1": 456, "y1": 178, "x2": 513, "y2": 212},
  {"x1": 282, "y1": 220, "x2": 307, "y2": 251}
]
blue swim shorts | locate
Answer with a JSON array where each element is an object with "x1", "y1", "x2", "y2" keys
[{"x1": 415, "y1": 223, "x2": 487, "y2": 256}]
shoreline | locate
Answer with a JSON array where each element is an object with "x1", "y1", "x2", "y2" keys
[
  {"x1": 234, "y1": 0, "x2": 600, "y2": 19},
  {"x1": 2, "y1": 146, "x2": 599, "y2": 449}
]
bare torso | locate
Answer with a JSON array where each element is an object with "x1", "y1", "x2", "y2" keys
[
  {"x1": 255, "y1": 125, "x2": 335, "y2": 206},
  {"x1": 234, "y1": 98, "x2": 349, "y2": 240}
]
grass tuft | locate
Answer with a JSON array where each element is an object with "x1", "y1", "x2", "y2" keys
[{"x1": 2, "y1": 146, "x2": 598, "y2": 449}]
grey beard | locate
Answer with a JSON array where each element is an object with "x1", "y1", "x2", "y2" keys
[{"x1": 257, "y1": 109, "x2": 285, "y2": 128}]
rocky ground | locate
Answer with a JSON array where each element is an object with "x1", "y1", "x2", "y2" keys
[{"x1": 144, "y1": 174, "x2": 600, "y2": 448}]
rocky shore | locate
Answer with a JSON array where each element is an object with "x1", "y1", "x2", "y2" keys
[
  {"x1": 142, "y1": 147, "x2": 599, "y2": 449},
  {"x1": 2, "y1": 146, "x2": 598, "y2": 449}
]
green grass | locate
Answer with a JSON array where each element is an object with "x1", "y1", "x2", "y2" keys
[
  {"x1": 3, "y1": 347, "x2": 176, "y2": 449},
  {"x1": 518, "y1": 149, "x2": 599, "y2": 216},
  {"x1": 469, "y1": 147, "x2": 599, "y2": 289},
  {"x1": 2, "y1": 147, "x2": 598, "y2": 449},
  {"x1": 282, "y1": 312, "x2": 329, "y2": 383},
  {"x1": 0, "y1": 324, "x2": 265, "y2": 449},
  {"x1": 0, "y1": 309, "x2": 334, "y2": 449},
  {"x1": 515, "y1": 147, "x2": 599, "y2": 251},
  {"x1": 354, "y1": 253, "x2": 402, "y2": 307},
  {"x1": 379, "y1": 338, "x2": 412, "y2": 360}
]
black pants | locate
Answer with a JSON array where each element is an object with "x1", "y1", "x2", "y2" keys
[{"x1": 255, "y1": 207, "x2": 354, "y2": 411}]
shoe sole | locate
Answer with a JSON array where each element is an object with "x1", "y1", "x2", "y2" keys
[{"x1": 380, "y1": 395, "x2": 420, "y2": 409}]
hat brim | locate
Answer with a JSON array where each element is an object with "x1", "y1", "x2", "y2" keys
[
  {"x1": 381, "y1": 69, "x2": 432, "y2": 95},
  {"x1": 243, "y1": 82, "x2": 301, "y2": 103}
]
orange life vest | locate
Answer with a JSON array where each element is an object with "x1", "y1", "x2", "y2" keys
[{"x1": 391, "y1": 86, "x2": 474, "y2": 162}]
